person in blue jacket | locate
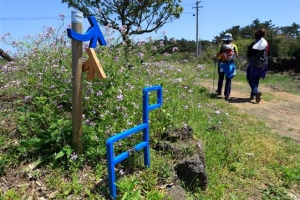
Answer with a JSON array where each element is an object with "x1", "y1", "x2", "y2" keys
[
  {"x1": 215, "y1": 33, "x2": 239, "y2": 100},
  {"x1": 246, "y1": 28, "x2": 270, "y2": 103}
]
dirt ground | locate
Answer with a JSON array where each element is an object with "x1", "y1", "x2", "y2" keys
[{"x1": 201, "y1": 79, "x2": 300, "y2": 143}]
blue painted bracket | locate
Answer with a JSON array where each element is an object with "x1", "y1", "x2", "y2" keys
[
  {"x1": 106, "y1": 85, "x2": 163, "y2": 199},
  {"x1": 67, "y1": 16, "x2": 107, "y2": 48}
]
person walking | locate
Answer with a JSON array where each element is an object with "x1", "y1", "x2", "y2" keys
[
  {"x1": 246, "y1": 28, "x2": 270, "y2": 103},
  {"x1": 215, "y1": 33, "x2": 239, "y2": 100}
]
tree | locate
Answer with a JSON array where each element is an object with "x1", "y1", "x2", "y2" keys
[
  {"x1": 280, "y1": 22, "x2": 300, "y2": 39},
  {"x1": 0, "y1": 48, "x2": 15, "y2": 62},
  {"x1": 61, "y1": 0, "x2": 183, "y2": 45}
]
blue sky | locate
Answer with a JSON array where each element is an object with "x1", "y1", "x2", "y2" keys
[{"x1": 1, "y1": 0, "x2": 300, "y2": 52}]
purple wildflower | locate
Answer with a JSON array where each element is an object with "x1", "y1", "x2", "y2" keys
[
  {"x1": 117, "y1": 94, "x2": 123, "y2": 101},
  {"x1": 70, "y1": 152, "x2": 78, "y2": 160}
]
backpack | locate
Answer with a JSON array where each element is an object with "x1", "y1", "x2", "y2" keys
[
  {"x1": 219, "y1": 44, "x2": 235, "y2": 62},
  {"x1": 252, "y1": 48, "x2": 268, "y2": 68},
  {"x1": 252, "y1": 38, "x2": 268, "y2": 68}
]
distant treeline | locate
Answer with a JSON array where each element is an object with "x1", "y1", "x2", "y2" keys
[{"x1": 160, "y1": 19, "x2": 300, "y2": 60}]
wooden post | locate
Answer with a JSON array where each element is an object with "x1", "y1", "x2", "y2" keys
[{"x1": 71, "y1": 11, "x2": 83, "y2": 154}]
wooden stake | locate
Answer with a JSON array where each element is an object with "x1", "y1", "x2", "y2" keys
[{"x1": 71, "y1": 11, "x2": 83, "y2": 154}]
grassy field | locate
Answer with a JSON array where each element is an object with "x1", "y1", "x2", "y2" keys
[{"x1": 1, "y1": 49, "x2": 300, "y2": 200}]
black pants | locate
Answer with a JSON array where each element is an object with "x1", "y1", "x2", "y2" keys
[{"x1": 217, "y1": 70, "x2": 232, "y2": 98}]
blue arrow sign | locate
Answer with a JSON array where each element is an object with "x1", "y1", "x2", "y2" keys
[{"x1": 67, "y1": 16, "x2": 107, "y2": 48}]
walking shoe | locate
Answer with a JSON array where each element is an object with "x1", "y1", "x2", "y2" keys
[
  {"x1": 250, "y1": 95, "x2": 254, "y2": 100},
  {"x1": 215, "y1": 90, "x2": 221, "y2": 95},
  {"x1": 255, "y1": 92, "x2": 262, "y2": 103},
  {"x1": 225, "y1": 95, "x2": 229, "y2": 100}
]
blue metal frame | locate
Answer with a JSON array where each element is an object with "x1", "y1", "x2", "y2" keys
[{"x1": 106, "y1": 85, "x2": 163, "y2": 199}]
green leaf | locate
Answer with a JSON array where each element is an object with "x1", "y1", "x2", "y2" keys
[
  {"x1": 32, "y1": 158, "x2": 44, "y2": 168},
  {"x1": 121, "y1": 192, "x2": 128, "y2": 200},
  {"x1": 63, "y1": 146, "x2": 72, "y2": 158},
  {"x1": 64, "y1": 189, "x2": 71, "y2": 196},
  {"x1": 54, "y1": 150, "x2": 65, "y2": 160}
]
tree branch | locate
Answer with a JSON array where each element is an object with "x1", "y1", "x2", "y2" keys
[{"x1": 0, "y1": 48, "x2": 15, "y2": 62}]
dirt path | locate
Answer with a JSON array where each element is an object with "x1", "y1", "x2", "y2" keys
[{"x1": 201, "y1": 79, "x2": 300, "y2": 142}]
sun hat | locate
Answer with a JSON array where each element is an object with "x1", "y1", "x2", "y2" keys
[{"x1": 222, "y1": 33, "x2": 233, "y2": 41}]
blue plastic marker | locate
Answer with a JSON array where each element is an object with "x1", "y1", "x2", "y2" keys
[
  {"x1": 67, "y1": 15, "x2": 107, "y2": 48},
  {"x1": 106, "y1": 85, "x2": 163, "y2": 199}
]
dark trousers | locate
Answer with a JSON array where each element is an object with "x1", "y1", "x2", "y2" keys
[
  {"x1": 217, "y1": 71, "x2": 232, "y2": 97},
  {"x1": 247, "y1": 76, "x2": 260, "y2": 97}
]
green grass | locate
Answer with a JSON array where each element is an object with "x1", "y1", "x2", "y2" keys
[
  {"x1": 1, "y1": 37, "x2": 300, "y2": 199},
  {"x1": 205, "y1": 62, "x2": 300, "y2": 102},
  {"x1": 236, "y1": 65, "x2": 300, "y2": 95}
]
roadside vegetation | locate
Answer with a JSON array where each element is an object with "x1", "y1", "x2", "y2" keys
[{"x1": 1, "y1": 19, "x2": 300, "y2": 200}]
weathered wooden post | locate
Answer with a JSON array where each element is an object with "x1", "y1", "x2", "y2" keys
[
  {"x1": 67, "y1": 13, "x2": 107, "y2": 155},
  {"x1": 71, "y1": 11, "x2": 83, "y2": 154}
]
